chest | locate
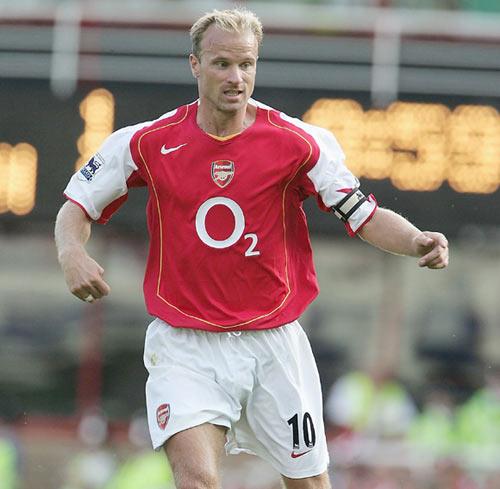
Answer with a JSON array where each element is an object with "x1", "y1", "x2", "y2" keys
[{"x1": 139, "y1": 128, "x2": 308, "y2": 208}]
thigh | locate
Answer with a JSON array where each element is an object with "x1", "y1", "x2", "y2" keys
[
  {"x1": 164, "y1": 423, "x2": 227, "y2": 489},
  {"x1": 238, "y1": 322, "x2": 330, "y2": 478},
  {"x1": 283, "y1": 471, "x2": 331, "y2": 489},
  {"x1": 144, "y1": 319, "x2": 240, "y2": 449}
]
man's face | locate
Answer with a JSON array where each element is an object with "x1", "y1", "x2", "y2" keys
[{"x1": 190, "y1": 25, "x2": 258, "y2": 114}]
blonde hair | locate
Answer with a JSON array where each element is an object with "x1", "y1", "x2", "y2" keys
[{"x1": 190, "y1": 8, "x2": 263, "y2": 59}]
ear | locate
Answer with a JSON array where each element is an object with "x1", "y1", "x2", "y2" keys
[{"x1": 189, "y1": 53, "x2": 200, "y2": 79}]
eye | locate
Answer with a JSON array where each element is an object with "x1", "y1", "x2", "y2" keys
[
  {"x1": 215, "y1": 60, "x2": 228, "y2": 68},
  {"x1": 241, "y1": 62, "x2": 253, "y2": 70}
]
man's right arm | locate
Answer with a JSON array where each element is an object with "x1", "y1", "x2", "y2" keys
[{"x1": 55, "y1": 201, "x2": 111, "y2": 303}]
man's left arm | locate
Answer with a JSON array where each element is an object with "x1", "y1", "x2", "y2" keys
[{"x1": 358, "y1": 208, "x2": 449, "y2": 269}]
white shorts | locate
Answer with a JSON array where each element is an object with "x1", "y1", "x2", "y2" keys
[{"x1": 144, "y1": 319, "x2": 329, "y2": 479}]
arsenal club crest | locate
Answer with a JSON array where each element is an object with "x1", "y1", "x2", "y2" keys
[
  {"x1": 211, "y1": 160, "x2": 235, "y2": 188},
  {"x1": 156, "y1": 403, "x2": 170, "y2": 430}
]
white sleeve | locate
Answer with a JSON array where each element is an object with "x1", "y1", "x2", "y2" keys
[
  {"x1": 281, "y1": 113, "x2": 377, "y2": 235},
  {"x1": 64, "y1": 125, "x2": 139, "y2": 222}
]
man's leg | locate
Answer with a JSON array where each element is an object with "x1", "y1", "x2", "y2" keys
[
  {"x1": 164, "y1": 423, "x2": 227, "y2": 489},
  {"x1": 283, "y1": 470, "x2": 332, "y2": 489}
]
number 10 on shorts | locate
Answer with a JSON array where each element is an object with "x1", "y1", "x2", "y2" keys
[{"x1": 287, "y1": 412, "x2": 316, "y2": 450}]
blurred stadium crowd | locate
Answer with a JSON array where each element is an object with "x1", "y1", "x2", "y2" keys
[
  {"x1": 2, "y1": 362, "x2": 500, "y2": 488},
  {"x1": 325, "y1": 365, "x2": 500, "y2": 489}
]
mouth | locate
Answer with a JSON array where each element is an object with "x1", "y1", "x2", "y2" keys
[{"x1": 223, "y1": 89, "x2": 244, "y2": 99}]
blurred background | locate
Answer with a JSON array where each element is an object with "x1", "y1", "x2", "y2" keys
[{"x1": 1, "y1": 0, "x2": 499, "y2": 488}]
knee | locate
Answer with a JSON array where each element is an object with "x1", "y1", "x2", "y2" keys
[{"x1": 174, "y1": 467, "x2": 220, "y2": 489}]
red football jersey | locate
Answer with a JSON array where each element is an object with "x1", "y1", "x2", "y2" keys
[{"x1": 65, "y1": 100, "x2": 377, "y2": 331}]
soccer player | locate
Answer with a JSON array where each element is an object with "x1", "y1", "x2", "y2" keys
[{"x1": 54, "y1": 8, "x2": 449, "y2": 489}]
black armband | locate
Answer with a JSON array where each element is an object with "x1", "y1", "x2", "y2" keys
[{"x1": 331, "y1": 187, "x2": 367, "y2": 222}]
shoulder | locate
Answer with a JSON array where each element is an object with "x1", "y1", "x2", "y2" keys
[
  {"x1": 251, "y1": 99, "x2": 343, "y2": 159},
  {"x1": 95, "y1": 104, "x2": 189, "y2": 155},
  {"x1": 88, "y1": 104, "x2": 192, "y2": 171},
  {"x1": 130, "y1": 103, "x2": 194, "y2": 143}
]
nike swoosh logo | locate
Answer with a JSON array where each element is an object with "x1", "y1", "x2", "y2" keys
[
  {"x1": 291, "y1": 450, "x2": 312, "y2": 458},
  {"x1": 160, "y1": 143, "x2": 187, "y2": 155}
]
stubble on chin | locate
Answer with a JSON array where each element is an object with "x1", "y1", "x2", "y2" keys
[{"x1": 216, "y1": 97, "x2": 246, "y2": 114}]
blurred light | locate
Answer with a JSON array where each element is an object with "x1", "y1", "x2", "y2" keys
[
  {"x1": 0, "y1": 143, "x2": 11, "y2": 214},
  {"x1": 304, "y1": 99, "x2": 365, "y2": 176},
  {"x1": 303, "y1": 98, "x2": 500, "y2": 194},
  {"x1": 447, "y1": 105, "x2": 499, "y2": 194},
  {"x1": 0, "y1": 142, "x2": 38, "y2": 216},
  {"x1": 388, "y1": 102, "x2": 450, "y2": 192},
  {"x1": 363, "y1": 109, "x2": 392, "y2": 180},
  {"x1": 76, "y1": 88, "x2": 115, "y2": 170}
]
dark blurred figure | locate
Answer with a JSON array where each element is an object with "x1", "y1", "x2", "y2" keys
[{"x1": 417, "y1": 305, "x2": 483, "y2": 367}]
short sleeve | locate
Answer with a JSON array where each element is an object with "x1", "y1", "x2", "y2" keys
[
  {"x1": 303, "y1": 124, "x2": 378, "y2": 236},
  {"x1": 64, "y1": 125, "x2": 144, "y2": 223}
]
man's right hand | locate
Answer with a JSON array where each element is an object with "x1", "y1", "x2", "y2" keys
[
  {"x1": 55, "y1": 201, "x2": 111, "y2": 303},
  {"x1": 60, "y1": 247, "x2": 111, "y2": 303}
]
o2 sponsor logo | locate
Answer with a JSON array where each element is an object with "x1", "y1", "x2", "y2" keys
[{"x1": 195, "y1": 197, "x2": 260, "y2": 257}]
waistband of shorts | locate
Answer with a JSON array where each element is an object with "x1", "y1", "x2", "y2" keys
[{"x1": 151, "y1": 317, "x2": 301, "y2": 336}]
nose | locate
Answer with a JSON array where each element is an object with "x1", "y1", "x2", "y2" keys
[{"x1": 226, "y1": 65, "x2": 243, "y2": 84}]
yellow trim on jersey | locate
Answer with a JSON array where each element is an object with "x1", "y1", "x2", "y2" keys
[
  {"x1": 266, "y1": 109, "x2": 314, "y2": 320},
  {"x1": 137, "y1": 104, "x2": 190, "y2": 321},
  {"x1": 207, "y1": 132, "x2": 241, "y2": 141},
  {"x1": 138, "y1": 105, "x2": 313, "y2": 330}
]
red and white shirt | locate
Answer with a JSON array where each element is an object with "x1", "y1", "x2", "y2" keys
[{"x1": 65, "y1": 100, "x2": 377, "y2": 331}]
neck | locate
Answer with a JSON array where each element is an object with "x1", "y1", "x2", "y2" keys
[{"x1": 196, "y1": 101, "x2": 256, "y2": 137}]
